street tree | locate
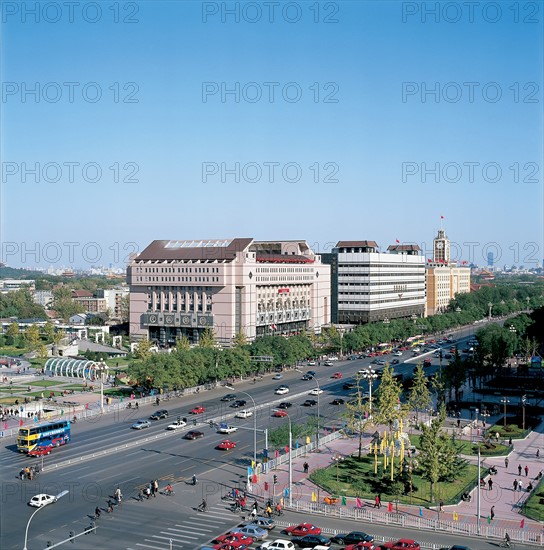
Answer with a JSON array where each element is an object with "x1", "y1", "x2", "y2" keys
[
  {"x1": 407, "y1": 365, "x2": 432, "y2": 424},
  {"x1": 418, "y1": 405, "x2": 459, "y2": 502},
  {"x1": 374, "y1": 365, "x2": 404, "y2": 433},
  {"x1": 343, "y1": 373, "x2": 371, "y2": 458},
  {"x1": 443, "y1": 351, "x2": 467, "y2": 403},
  {"x1": 43, "y1": 322, "x2": 56, "y2": 343},
  {"x1": 6, "y1": 321, "x2": 20, "y2": 344},
  {"x1": 134, "y1": 337, "x2": 153, "y2": 360},
  {"x1": 24, "y1": 324, "x2": 41, "y2": 350},
  {"x1": 232, "y1": 330, "x2": 248, "y2": 348},
  {"x1": 175, "y1": 334, "x2": 191, "y2": 351},
  {"x1": 198, "y1": 327, "x2": 216, "y2": 349}
]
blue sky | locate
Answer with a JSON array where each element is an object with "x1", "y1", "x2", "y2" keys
[{"x1": 1, "y1": 0, "x2": 542, "y2": 269}]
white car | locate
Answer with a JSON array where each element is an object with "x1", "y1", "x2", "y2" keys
[
  {"x1": 328, "y1": 356, "x2": 339, "y2": 361},
  {"x1": 393, "y1": 351, "x2": 403, "y2": 356},
  {"x1": 309, "y1": 388, "x2": 324, "y2": 395},
  {"x1": 275, "y1": 387, "x2": 289, "y2": 395},
  {"x1": 132, "y1": 419, "x2": 151, "y2": 430},
  {"x1": 412, "y1": 347, "x2": 421, "y2": 353},
  {"x1": 217, "y1": 424, "x2": 238, "y2": 434},
  {"x1": 307, "y1": 361, "x2": 316, "y2": 366},
  {"x1": 166, "y1": 420, "x2": 187, "y2": 430},
  {"x1": 235, "y1": 409, "x2": 253, "y2": 419},
  {"x1": 259, "y1": 540, "x2": 296, "y2": 550},
  {"x1": 29, "y1": 494, "x2": 57, "y2": 508}
]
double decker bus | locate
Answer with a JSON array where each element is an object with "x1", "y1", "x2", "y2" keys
[
  {"x1": 377, "y1": 342, "x2": 392, "y2": 354},
  {"x1": 17, "y1": 420, "x2": 71, "y2": 453}
]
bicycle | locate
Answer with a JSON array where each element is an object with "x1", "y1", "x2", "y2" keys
[{"x1": 499, "y1": 540, "x2": 515, "y2": 548}]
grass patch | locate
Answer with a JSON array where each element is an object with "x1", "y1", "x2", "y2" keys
[
  {"x1": 411, "y1": 435, "x2": 509, "y2": 457},
  {"x1": 27, "y1": 380, "x2": 59, "y2": 388},
  {"x1": 103, "y1": 387, "x2": 133, "y2": 397},
  {"x1": 309, "y1": 454, "x2": 479, "y2": 506},
  {"x1": 0, "y1": 345, "x2": 28, "y2": 355},
  {"x1": 488, "y1": 422, "x2": 527, "y2": 440},
  {"x1": 522, "y1": 479, "x2": 544, "y2": 522}
]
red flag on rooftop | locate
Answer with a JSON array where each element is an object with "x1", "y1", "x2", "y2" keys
[
  {"x1": 427, "y1": 258, "x2": 432, "y2": 262},
  {"x1": 395, "y1": 239, "x2": 400, "y2": 244},
  {"x1": 441, "y1": 215, "x2": 444, "y2": 219}
]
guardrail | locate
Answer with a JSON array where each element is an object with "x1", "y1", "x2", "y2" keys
[{"x1": 286, "y1": 500, "x2": 544, "y2": 546}]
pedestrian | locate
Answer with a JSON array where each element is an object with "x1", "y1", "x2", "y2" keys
[
  {"x1": 518, "y1": 480, "x2": 523, "y2": 492},
  {"x1": 457, "y1": 418, "x2": 461, "y2": 428},
  {"x1": 518, "y1": 464, "x2": 522, "y2": 476},
  {"x1": 509, "y1": 436, "x2": 513, "y2": 446},
  {"x1": 524, "y1": 465, "x2": 529, "y2": 477},
  {"x1": 439, "y1": 500, "x2": 444, "y2": 513},
  {"x1": 490, "y1": 506, "x2": 495, "y2": 520},
  {"x1": 250, "y1": 507, "x2": 257, "y2": 520},
  {"x1": 488, "y1": 478, "x2": 493, "y2": 491},
  {"x1": 266, "y1": 504, "x2": 272, "y2": 518},
  {"x1": 138, "y1": 489, "x2": 144, "y2": 502},
  {"x1": 303, "y1": 462, "x2": 309, "y2": 474},
  {"x1": 513, "y1": 479, "x2": 518, "y2": 492},
  {"x1": 495, "y1": 432, "x2": 500, "y2": 442},
  {"x1": 374, "y1": 495, "x2": 381, "y2": 508},
  {"x1": 537, "y1": 449, "x2": 540, "y2": 458},
  {"x1": 505, "y1": 457, "x2": 509, "y2": 469},
  {"x1": 153, "y1": 479, "x2": 159, "y2": 497}
]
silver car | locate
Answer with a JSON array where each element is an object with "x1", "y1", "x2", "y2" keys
[
  {"x1": 234, "y1": 525, "x2": 268, "y2": 541},
  {"x1": 132, "y1": 419, "x2": 151, "y2": 430}
]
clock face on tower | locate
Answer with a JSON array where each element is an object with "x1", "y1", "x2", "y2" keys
[{"x1": 436, "y1": 242, "x2": 444, "y2": 249}]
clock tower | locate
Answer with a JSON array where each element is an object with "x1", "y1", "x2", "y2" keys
[{"x1": 433, "y1": 229, "x2": 450, "y2": 264}]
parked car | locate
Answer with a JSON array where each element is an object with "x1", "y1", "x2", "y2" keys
[
  {"x1": 28, "y1": 445, "x2": 54, "y2": 457},
  {"x1": 277, "y1": 402, "x2": 292, "y2": 409},
  {"x1": 283, "y1": 524, "x2": 321, "y2": 537},
  {"x1": 131, "y1": 419, "x2": 151, "y2": 430},
  {"x1": 328, "y1": 356, "x2": 339, "y2": 361},
  {"x1": 230, "y1": 400, "x2": 247, "y2": 408},
  {"x1": 236, "y1": 409, "x2": 253, "y2": 419},
  {"x1": 233, "y1": 525, "x2": 268, "y2": 541},
  {"x1": 302, "y1": 399, "x2": 318, "y2": 407},
  {"x1": 239, "y1": 517, "x2": 276, "y2": 530},
  {"x1": 291, "y1": 534, "x2": 331, "y2": 548},
  {"x1": 166, "y1": 420, "x2": 187, "y2": 430},
  {"x1": 217, "y1": 424, "x2": 238, "y2": 434},
  {"x1": 184, "y1": 430, "x2": 204, "y2": 440},
  {"x1": 221, "y1": 394, "x2": 237, "y2": 402},
  {"x1": 324, "y1": 361, "x2": 333, "y2": 366},
  {"x1": 28, "y1": 493, "x2": 57, "y2": 507},
  {"x1": 258, "y1": 540, "x2": 296, "y2": 550},
  {"x1": 189, "y1": 406, "x2": 206, "y2": 414},
  {"x1": 330, "y1": 532, "x2": 374, "y2": 545},
  {"x1": 376, "y1": 539, "x2": 420, "y2": 550},
  {"x1": 307, "y1": 361, "x2": 316, "y2": 366},
  {"x1": 275, "y1": 386, "x2": 290, "y2": 395},
  {"x1": 150, "y1": 409, "x2": 168, "y2": 420},
  {"x1": 217, "y1": 439, "x2": 237, "y2": 450}
]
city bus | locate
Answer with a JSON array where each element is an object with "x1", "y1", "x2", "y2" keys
[
  {"x1": 17, "y1": 420, "x2": 71, "y2": 453},
  {"x1": 377, "y1": 342, "x2": 392, "y2": 354},
  {"x1": 405, "y1": 335, "x2": 425, "y2": 349}
]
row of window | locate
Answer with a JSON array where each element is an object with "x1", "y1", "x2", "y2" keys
[
  {"x1": 255, "y1": 276, "x2": 313, "y2": 282},
  {"x1": 338, "y1": 271, "x2": 425, "y2": 276},
  {"x1": 136, "y1": 266, "x2": 221, "y2": 274},
  {"x1": 256, "y1": 267, "x2": 313, "y2": 273},
  {"x1": 135, "y1": 277, "x2": 221, "y2": 283},
  {"x1": 337, "y1": 263, "x2": 425, "y2": 268}
]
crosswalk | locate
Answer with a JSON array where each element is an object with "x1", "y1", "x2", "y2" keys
[{"x1": 126, "y1": 503, "x2": 238, "y2": 549}]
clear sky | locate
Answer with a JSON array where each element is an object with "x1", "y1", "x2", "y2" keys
[{"x1": 1, "y1": 0, "x2": 543, "y2": 269}]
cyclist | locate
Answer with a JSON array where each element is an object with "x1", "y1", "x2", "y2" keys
[
  {"x1": 275, "y1": 502, "x2": 283, "y2": 516},
  {"x1": 192, "y1": 474, "x2": 197, "y2": 485},
  {"x1": 503, "y1": 532, "x2": 512, "y2": 547},
  {"x1": 165, "y1": 483, "x2": 173, "y2": 495},
  {"x1": 94, "y1": 506, "x2": 101, "y2": 519}
]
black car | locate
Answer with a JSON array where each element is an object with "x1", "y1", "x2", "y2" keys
[
  {"x1": 150, "y1": 409, "x2": 168, "y2": 420},
  {"x1": 184, "y1": 430, "x2": 204, "y2": 440},
  {"x1": 302, "y1": 399, "x2": 318, "y2": 407},
  {"x1": 331, "y1": 398, "x2": 345, "y2": 405},
  {"x1": 278, "y1": 402, "x2": 292, "y2": 409},
  {"x1": 301, "y1": 374, "x2": 313, "y2": 381},
  {"x1": 391, "y1": 359, "x2": 400, "y2": 365},
  {"x1": 230, "y1": 400, "x2": 247, "y2": 408},
  {"x1": 330, "y1": 531, "x2": 374, "y2": 545},
  {"x1": 307, "y1": 371, "x2": 316, "y2": 377},
  {"x1": 291, "y1": 534, "x2": 331, "y2": 548},
  {"x1": 221, "y1": 394, "x2": 237, "y2": 402},
  {"x1": 343, "y1": 381, "x2": 356, "y2": 390}
]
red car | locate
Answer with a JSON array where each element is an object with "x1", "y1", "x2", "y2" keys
[
  {"x1": 346, "y1": 543, "x2": 375, "y2": 550},
  {"x1": 284, "y1": 523, "x2": 322, "y2": 536},
  {"x1": 216, "y1": 440, "x2": 237, "y2": 450},
  {"x1": 378, "y1": 539, "x2": 420, "y2": 550},
  {"x1": 189, "y1": 406, "x2": 205, "y2": 414},
  {"x1": 28, "y1": 445, "x2": 53, "y2": 457},
  {"x1": 272, "y1": 409, "x2": 288, "y2": 417},
  {"x1": 331, "y1": 372, "x2": 343, "y2": 379},
  {"x1": 213, "y1": 543, "x2": 249, "y2": 550},
  {"x1": 214, "y1": 533, "x2": 253, "y2": 546}
]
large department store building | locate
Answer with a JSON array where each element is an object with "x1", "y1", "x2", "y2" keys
[{"x1": 128, "y1": 239, "x2": 331, "y2": 345}]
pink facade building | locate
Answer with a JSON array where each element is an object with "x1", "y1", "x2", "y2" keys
[{"x1": 128, "y1": 238, "x2": 331, "y2": 346}]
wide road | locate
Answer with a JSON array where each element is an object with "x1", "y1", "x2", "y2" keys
[{"x1": 0, "y1": 326, "x2": 479, "y2": 549}]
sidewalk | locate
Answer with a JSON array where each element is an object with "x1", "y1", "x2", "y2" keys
[{"x1": 259, "y1": 422, "x2": 544, "y2": 537}]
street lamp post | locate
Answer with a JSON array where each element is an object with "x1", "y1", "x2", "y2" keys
[
  {"x1": 283, "y1": 413, "x2": 293, "y2": 507},
  {"x1": 96, "y1": 362, "x2": 109, "y2": 413},
  {"x1": 225, "y1": 386, "x2": 257, "y2": 468},
  {"x1": 487, "y1": 302, "x2": 493, "y2": 321},
  {"x1": 501, "y1": 397, "x2": 510, "y2": 429},
  {"x1": 521, "y1": 394, "x2": 527, "y2": 432},
  {"x1": 332, "y1": 453, "x2": 344, "y2": 487},
  {"x1": 361, "y1": 368, "x2": 378, "y2": 415},
  {"x1": 23, "y1": 490, "x2": 69, "y2": 550}
]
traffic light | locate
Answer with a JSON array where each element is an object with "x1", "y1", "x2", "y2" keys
[
  {"x1": 209, "y1": 420, "x2": 213, "y2": 428},
  {"x1": 273, "y1": 474, "x2": 278, "y2": 485},
  {"x1": 177, "y1": 416, "x2": 181, "y2": 423},
  {"x1": 193, "y1": 418, "x2": 197, "y2": 426},
  {"x1": 69, "y1": 531, "x2": 75, "y2": 543},
  {"x1": 46, "y1": 542, "x2": 52, "y2": 547}
]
